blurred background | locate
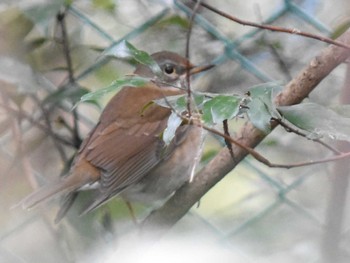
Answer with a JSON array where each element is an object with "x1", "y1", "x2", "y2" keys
[{"x1": 0, "y1": 0, "x2": 350, "y2": 262}]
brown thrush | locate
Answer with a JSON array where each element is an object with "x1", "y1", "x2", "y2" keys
[{"x1": 21, "y1": 51, "x2": 212, "y2": 222}]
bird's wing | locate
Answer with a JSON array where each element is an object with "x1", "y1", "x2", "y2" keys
[
  {"x1": 55, "y1": 119, "x2": 167, "y2": 220},
  {"x1": 77, "y1": 85, "x2": 180, "y2": 211},
  {"x1": 85, "y1": 119, "x2": 167, "y2": 192},
  {"x1": 79, "y1": 121, "x2": 166, "y2": 212}
]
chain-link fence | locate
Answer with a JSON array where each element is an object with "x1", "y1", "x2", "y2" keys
[{"x1": 1, "y1": 0, "x2": 350, "y2": 262}]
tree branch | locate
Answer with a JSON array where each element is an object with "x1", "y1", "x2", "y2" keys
[
  {"x1": 191, "y1": 0, "x2": 350, "y2": 50},
  {"x1": 141, "y1": 30, "x2": 350, "y2": 235}
]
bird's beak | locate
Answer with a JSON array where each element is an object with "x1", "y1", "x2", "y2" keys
[{"x1": 189, "y1": 64, "x2": 215, "y2": 75}]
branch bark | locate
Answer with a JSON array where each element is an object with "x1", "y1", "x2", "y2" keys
[{"x1": 142, "y1": 30, "x2": 350, "y2": 235}]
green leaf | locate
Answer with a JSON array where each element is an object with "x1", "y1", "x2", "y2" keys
[
  {"x1": 102, "y1": 40, "x2": 162, "y2": 76},
  {"x1": 154, "y1": 92, "x2": 207, "y2": 113},
  {"x1": 78, "y1": 76, "x2": 150, "y2": 103},
  {"x1": 202, "y1": 95, "x2": 241, "y2": 125},
  {"x1": 153, "y1": 92, "x2": 206, "y2": 146},
  {"x1": 155, "y1": 91, "x2": 245, "y2": 145},
  {"x1": 278, "y1": 103, "x2": 350, "y2": 141},
  {"x1": 153, "y1": 94, "x2": 185, "y2": 112},
  {"x1": 176, "y1": 93, "x2": 207, "y2": 111},
  {"x1": 154, "y1": 92, "x2": 244, "y2": 126},
  {"x1": 247, "y1": 82, "x2": 283, "y2": 133}
]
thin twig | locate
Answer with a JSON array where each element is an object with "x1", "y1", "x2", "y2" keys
[
  {"x1": 56, "y1": 10, "x2": 74, "y2": 83},
  {"x1": 201, "y1": 123, "x2": 350, "y2": 169},
  {"x1": 223, "y1": 119, "x2": 234, "y2": 160},
  {"x1": 56, "y1": 9, "x2": 81, "y2": 148},
  {"x1": 272, "y1": 117, "x2": 342, "y2": 154},
  {"x1": 191, "y1": 0, "x2": 350, "y2": 50},
  {"x1": 184, "y1": 0, "x2": 201, "y2": 117}
]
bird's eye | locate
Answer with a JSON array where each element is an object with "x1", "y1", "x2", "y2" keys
[{"x1": 164, "y1": 64, "x2": 175, "y2": 74}]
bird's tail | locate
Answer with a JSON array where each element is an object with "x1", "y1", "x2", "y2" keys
[
  {"x1": 20, "y1": 163, "x2": 98, "y2": 210},
  {"x1": 20, "y1": 176, "x2": 82, "y2": 210}
]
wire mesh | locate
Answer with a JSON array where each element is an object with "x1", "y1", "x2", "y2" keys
[{"x1": 0, "y1": 0, "x2": 349, "y2": 262}]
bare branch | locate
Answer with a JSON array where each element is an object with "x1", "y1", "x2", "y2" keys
[{"x1": 191, "y1": 0, "x2": 350, "y2": 50}]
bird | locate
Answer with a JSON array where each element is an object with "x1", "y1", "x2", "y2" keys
[{"x1": 21, "y1": 51, "x2": 212, "y2": 222}]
